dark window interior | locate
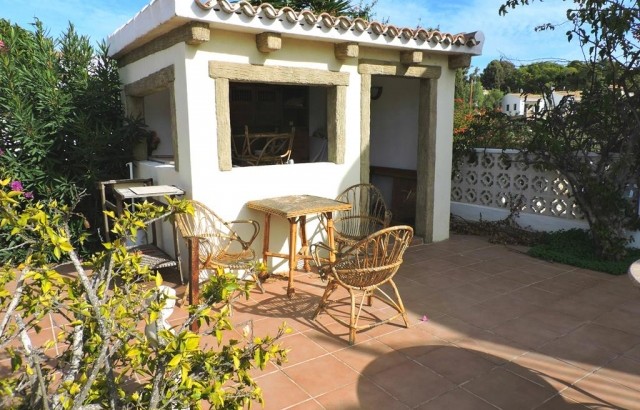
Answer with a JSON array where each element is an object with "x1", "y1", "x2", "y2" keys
[{"x1": 230, "y1": 83, "x2": 312, "y2": 165}]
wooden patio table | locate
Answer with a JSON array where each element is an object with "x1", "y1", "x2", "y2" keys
[{"x1": 246, "y1": 195, "x2": 351, "y2": 297}]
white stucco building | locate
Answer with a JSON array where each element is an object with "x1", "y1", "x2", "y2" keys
[
  {"x1": 107, "y1": 0, "x2": 484, "y2": 267},
  {"x1": 502, "y1": 91, "x2": 582, "y2": 117}
]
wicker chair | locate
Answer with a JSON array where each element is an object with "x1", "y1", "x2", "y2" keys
[
  {"x1": 333, "y1": 183, "x2": 392, "y2": 250},
  {"x1": 311, "y1": 225, "x2": 413, "y2": 344},
  {"x1": 174, "y1": 200, "x2": 264, "y2": 304}
]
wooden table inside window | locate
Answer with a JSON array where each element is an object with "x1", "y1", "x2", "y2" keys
[{"x1": 246, "y1": 195, "x2": 351, "y2": 297}]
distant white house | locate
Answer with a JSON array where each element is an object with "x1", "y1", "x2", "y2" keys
[{"x1": 502, "y1": 91, "x2": 582, "y2": 117}]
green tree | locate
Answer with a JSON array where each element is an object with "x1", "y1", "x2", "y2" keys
[
  {"x1": 0, "y1": 20, "x2": 145, "y2": 258},
  {"x1": 0, "y1": 182, "x2": 287, "y2": 409},
  {"x1": 480, "y1": 60, "x2": 506, "y2": 90},
  {"x1": 480, "y1": 0, "x2": 640, "y2": 260}
]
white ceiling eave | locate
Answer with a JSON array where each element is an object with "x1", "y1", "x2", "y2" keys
[{"x1": 108, "y1": 0, "x2": 484, "y2": 58}]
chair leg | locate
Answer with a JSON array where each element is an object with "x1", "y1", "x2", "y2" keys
[
  {"x1": 348, "y1": 288, "x2": 357, "y2": 345},
  {"x1": 388, "y1": 279, "x2": 409, "y2": 328},
  {"x1": 313, "y1": 279, "x2": 336, "y2": 319}
]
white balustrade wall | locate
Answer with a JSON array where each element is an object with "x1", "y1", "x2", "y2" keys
[
  {"x1": 450, "y1": 148, "x2": 640, "y2": 245},
  {"x1": 450, "y1": 148, "x2": 590, "y2": 232}
]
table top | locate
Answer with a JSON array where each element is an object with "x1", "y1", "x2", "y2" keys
[
  {"x1": 114, "y1": 185, "x2": 184, "y2": 200},
  {"x1": 247, "y1": 195, "x2": 351, "y2": 219}
]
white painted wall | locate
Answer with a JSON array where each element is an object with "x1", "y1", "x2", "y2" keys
[
  {"x1": 118, "y1": 29, "x2": 460, "y2": 270},
  {"x1": 433, "y1": 61, "x2": 456, "y2": 242}
]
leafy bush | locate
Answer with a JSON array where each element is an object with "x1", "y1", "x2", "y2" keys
[
  {"x1": 0, "y1": 19, "x2": 146, "y2": 259},
  {"x1": 528, "y1": 229, "x2": 640, "y2": 275},
  {"x1": 0, "y1": 180, "x2": 287, "y2": 409}
]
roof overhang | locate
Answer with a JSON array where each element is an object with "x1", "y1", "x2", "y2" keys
[{"x1": 108, "y1": 0, "x2": 484, "y2": 60}]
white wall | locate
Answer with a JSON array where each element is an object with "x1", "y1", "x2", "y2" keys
[
  {"x1": 119, "y1": 30, "x2": 458, "y2": 270},
  {"x1": 370, "y1": 76, "x2": 420, "y2": 170}
]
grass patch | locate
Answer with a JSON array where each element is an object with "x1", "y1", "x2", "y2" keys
[{"x1": 528, "y1": 229, "x2": 640, "y2": 275}]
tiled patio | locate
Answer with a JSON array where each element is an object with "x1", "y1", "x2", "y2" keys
[
  {"x1": 10, "y1": 234, "x2": 640, "y2": 409},
  {"x1": 193, "y1": 234, "x2": 640, "y2": 409}
]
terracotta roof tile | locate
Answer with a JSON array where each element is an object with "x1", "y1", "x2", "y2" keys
[{"x1": 195, "y1": 0, "x2": 481, "y2": 48}]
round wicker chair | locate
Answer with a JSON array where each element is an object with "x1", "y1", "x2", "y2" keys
[
  {"x1": 311, "y1": 225, "x2": 413, "y2": 344},
  {"x1": 174, "y1": 200, "x2": 264, "y2": 304}
]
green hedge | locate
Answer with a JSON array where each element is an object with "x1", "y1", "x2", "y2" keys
[{"x1": 528, "y1": 229, "x2": 640, "y2": 275}]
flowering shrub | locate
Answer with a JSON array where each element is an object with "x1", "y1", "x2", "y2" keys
[
  {"x1": 0, "y1": 182, "x2": 288, "y2": 409},
  {"x1": 0, "y1": 19, "x2": 146, "y2": 257}
]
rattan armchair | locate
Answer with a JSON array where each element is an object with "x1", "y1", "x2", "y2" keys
[
  {"x1": 333, "y1": 183, "x2": 392, "y2": 250},
  {"x1": 174, "y1": 200, "x2": 264, "y2": 305},
  {"x1": 311, "y1": 225, "x2": 413, "y2": 344}
]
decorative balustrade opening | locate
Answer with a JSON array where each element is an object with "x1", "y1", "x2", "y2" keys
[{"x1": 451, "y1": 149, "x2": 583, "y2": 221}]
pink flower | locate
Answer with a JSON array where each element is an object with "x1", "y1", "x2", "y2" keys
[
  {"x1": 24, "y1": 191, "x2": 33, "y2": 199},
  {"x1": 10, "y1": 180, "x2": 23, "y2": 192},
  {"x1": 420, "y1": 315, "x2": 429, "y2": 322}
]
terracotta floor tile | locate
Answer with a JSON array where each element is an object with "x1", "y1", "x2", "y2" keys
[
  {"x1": 277, "y1": 333, "x2": 329, "y2": 368},
  {"x1": 414, "y1": 345, "x2": 497, "y2": 384},
  {"x1": 623, "y1": 342, "x2": 640, "y2": 361},
  {"x1": 375, "y1": 326, "x2": 448, "y2": 357},
  {"x1": 475, "y1": 276, "x2": 527, "y2": 294},
  {"x1": 466, "y1": 259, "x2": 515, "y2": 275},
  {"x1": 505, "y1": 351, "x2": 592, "y2": 393},
  {"x1": 495, "y1": 270, "x2": 548, "y2": 286},
  {"x1": 534, "y1": 395, "x2": 590, "y2": 409},
  {"x1": 417, "y1": 315, "x2": 486, "y2": 342},
  {"x1": 440, "y1": 266, "x2": 494, "y2": 283},
  {"x1": 564, "y1": 323, "x2": 640, "y2": 354},
  {"x1": 545, "y1": 297, "x2": 609, "y2": 321},
  {"x1": 253, "y1": 370, "x2": 312, "y2": 409},
  {"x1": 593, "y1": 355, "x2": 640, "y2": 392},
  {"x1": 571, "y1": 287, "x2": 628, "y2": 310},
  {"x1": 508, "y1": 286, "x2": 563, "y2": 306},
  {"x1": 536, "y1": 334, "x2": 620, "y2": 372},
  {"x1": 12, "y1": 234, "x2": 640, "y2": 410},
  {"x1": 368, "y1": 360, "x2": 456, "y2": 407},
  {"x1": 399, "y1": 272, "x2": 467, "y2": 293},
  {"x1": 450, "y1": 295, "x2": 538, "y2": 330},
  {"x1": 454, "y1": 331, "x2": 529, "y2": 365},
  {"x1": 285, "y1": 399, "x2": 324, "y2": 409},
  {"x1": 561, "y1": 372, "x2": 640, "y2": 409},
  {"x1": 282, "y1": 354, "x2": 361, "y2": 397},
  {"x1": 315, "y1": 380, "x2": 409, "y2": 409},
  {"x1": 333, "y1": 338, "x2": 406, "y2": 375},
  {"x1": 493, "y1": 309, "x2": 585, "y2": 349},
  {"x1": 431, "y1": 283, "x2": 500, "y2": 304},
  {"x1": 594, "y1": 309, "x2": 640, "y2": 336},
  {"x1": 416, "y1": 387, "x2": 497, "y2": 410},
  {"x1": 464, "y1": 368, "x2": 557, "y2": 409}
]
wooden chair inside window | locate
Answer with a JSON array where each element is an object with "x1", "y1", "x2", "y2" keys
[
  {"x1": 311, "y1": 225, "x2": 414, "y2": 344},
  {"x1": 234, "y1": 126, "x2": 295, "y2": 166}
]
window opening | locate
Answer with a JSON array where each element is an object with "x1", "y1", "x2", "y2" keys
[{"x1": 229, "y1": 82, "x2": 328, "y2": 166}]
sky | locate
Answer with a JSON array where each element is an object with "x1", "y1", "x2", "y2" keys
[{"x1": 0, "y1": 0, "x2": 587, "y2": 71}]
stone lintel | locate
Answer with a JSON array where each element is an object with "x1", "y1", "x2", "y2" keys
[{"x1": 117, "y1": 22, "x2": 210, "y2": 67}]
